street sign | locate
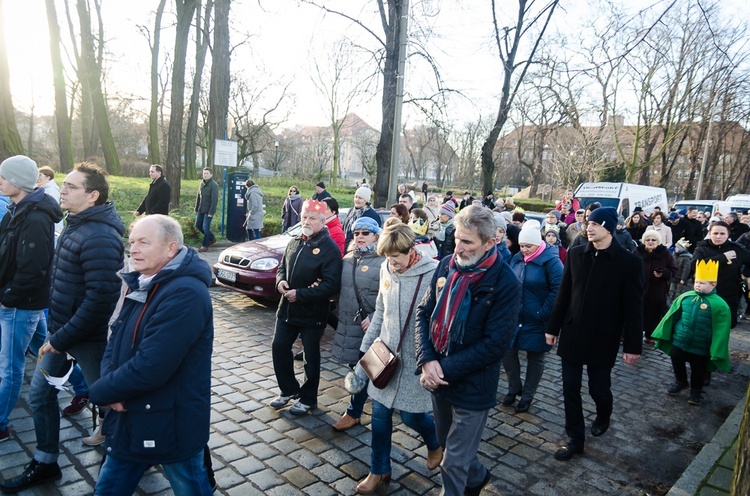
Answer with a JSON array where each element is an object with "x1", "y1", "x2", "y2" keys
[{"x1": 215, "y1": 139, "x2": 238, "y2": 167}]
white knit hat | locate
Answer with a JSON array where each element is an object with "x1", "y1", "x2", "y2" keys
[
  {"x1": 355, "y1": 186, "x2": 371, "y2": 202},
  {"x1": 518, "y1": 219, "x2": 542, "y2": 245}
]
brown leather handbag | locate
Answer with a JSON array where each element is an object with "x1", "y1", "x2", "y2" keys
[{"x1": 360, "y1": 274, "x2": 424, "y2": 389}]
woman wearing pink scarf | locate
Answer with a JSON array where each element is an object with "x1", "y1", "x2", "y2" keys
[{"x1": 501, "y1": 220, "x2": 564, "y2": 413}]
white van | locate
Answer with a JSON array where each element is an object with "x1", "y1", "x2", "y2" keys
[
  {"x1": 573, "y1": 182, "x2": 668, "y2": 219},
  {"x1": 673, "y1": 200, "x2": 731, "y2": 217},
  {"x1": 726, "y1": 194, "x2": 750, "y2": 214}
]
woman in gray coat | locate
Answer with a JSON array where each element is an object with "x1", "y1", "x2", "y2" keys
[
  {"x1": 355, "y1": 224, "x2": 442, "y2": 494},
  {"x1": 330, "y1": 217, "x2": 385, "y2": 432},
  {"x1": 244, "y1": 180, "x2": 263, "y2": 240}
]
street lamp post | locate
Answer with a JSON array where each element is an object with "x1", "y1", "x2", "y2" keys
[{"x1": 274, "y1": 140, "x2": 279, "y2": 175}]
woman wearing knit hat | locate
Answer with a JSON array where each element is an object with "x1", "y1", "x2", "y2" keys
[
  {"x1": 330, "y1": 216, "x2": 384, "y2": 433},
  {"x1": 636, "y1": 230, "x2": 678, "y2": 343},
  {"x1": 502, "y1": 219, "x2": 563, "y2": 413},
  {"x1": 342, "y1": 187, "x2": 382, "y2": 247},
  {"x1": 434, "y1": 202, "x2": 456, "y2": 259}
]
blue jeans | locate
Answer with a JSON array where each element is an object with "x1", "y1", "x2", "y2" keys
[
  {"x1": 29, "y1": 340, "x2": 106, "y2": 463},
  {"x1": 0, "y1": 307, "x2": 46, "y2": 430},
  {"x1": 370, "y1": 400, "x2": 440, "y2": 475},
  {"x1": 194, "y1": 213, "x2": 215, "y2": 247},
  {"x1": 95, "y1": 448, "x2": 213, "y2": 495},
  {"x1": 68, "y1": 364, "x2": 89, "y2": 396},
  {"x1": 246, "y1": 228, "x2": 261, "y2": 241}
]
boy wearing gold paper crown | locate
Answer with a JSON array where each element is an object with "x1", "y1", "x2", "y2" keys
[{"x1": 652, "y1": 260, "x2": 731, "y2": 405}]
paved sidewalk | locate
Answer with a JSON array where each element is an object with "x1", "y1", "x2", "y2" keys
[{"x1": 1, "y1": 283, "x2": 749, "y2": 495}]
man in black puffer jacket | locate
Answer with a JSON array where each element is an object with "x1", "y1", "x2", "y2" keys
[
  {"x1": 2, "y1": 163, "x2": 124, "y2": 493},
  {"x1": 0, "y1": 156, "x2": 62, "y2": 443}
]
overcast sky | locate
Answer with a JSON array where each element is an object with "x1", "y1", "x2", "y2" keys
[{"x1": 4, "y1": 0, "x2": 749, "y2": 130}]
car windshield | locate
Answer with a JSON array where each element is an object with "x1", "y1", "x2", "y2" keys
[{"x1": 577, "y1": 197, "x2": 619, "y2": 210}]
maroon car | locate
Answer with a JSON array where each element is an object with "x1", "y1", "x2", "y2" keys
[{"x1": 214, "y1": 208, "x2": 387, "y2": 301}]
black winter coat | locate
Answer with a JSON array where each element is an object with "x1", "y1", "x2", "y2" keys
[
  {"x1": 636, "y1": 244, "x2": 678, "y2": 336},
  {"x1": 415, "y1": 253, "x2": 522, "y2": 411},
  {"x1": 547, "y1": 240, "x2": 644, "y2": 367},
  {"x1": 672, "y1": 218, "x2": 703, "y2": 252},
  {"x1": 48, "y1": 202, "x2": 124, "y2": 352},
  {"x1": 0, "y1": 189, "x2": 63, "y2": 309},
  {"x1": 136, "y1": 176, "x2": 171, "y2": 215},
  {"x1": 692, "y1": 239, "x2": 750, "y2": 326},
  {"x1": 276, "y1": 227, "x2": 343, "y2": 329}
]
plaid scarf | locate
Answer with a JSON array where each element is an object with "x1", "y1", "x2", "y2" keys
[{"x1": 430, "y1": 245, "x2": 498, "y2": 354}]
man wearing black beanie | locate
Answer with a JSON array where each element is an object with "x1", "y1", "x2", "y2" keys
[{"x1": 545, "y1": 206, "x2": 644, "y2": 461}]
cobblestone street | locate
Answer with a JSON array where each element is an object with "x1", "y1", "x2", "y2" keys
[{"x1": 1, "y1": 286, "x2": 749, "y2": 495}]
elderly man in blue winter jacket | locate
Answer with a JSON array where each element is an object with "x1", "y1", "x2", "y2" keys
[{"x1": 87, "y1": 215, "x2": 214, "y2": 494}]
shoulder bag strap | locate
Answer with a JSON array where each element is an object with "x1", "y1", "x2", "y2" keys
[
  {"x1": 351, "y1": 256, "x2": 367, "y2": 314},
  {"x1": 395, "y1": 273, "x2": 425, "y2": 354}
]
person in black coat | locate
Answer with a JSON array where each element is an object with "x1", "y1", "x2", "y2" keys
[
  {"x1": 726, "y1": 212, "x2": 750, "y2": 241},
  {"x1": 270, "y1": 200, "x2": 343, "y2": 415},
  {"x1": 692, "y1": 221, "x2": 750, "y2": 328},
  {"x1": 135, "y1": 164, "x2": 171, "y2": 216},
  {"x1": 636, "y1": 230, "x2": 678, "y2": 342},
  {"x1": 672, "y1": 208, "x2": 703, "y2": 253},
  {"x1": 546, "y1": 207, "x2": 644, "y2": 461}
]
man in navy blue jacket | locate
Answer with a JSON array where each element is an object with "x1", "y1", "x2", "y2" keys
[
  {"x1": 416, "y1": 205, "x2": 521, "y2": 496},
  {"x1": 88, "y1": 215, "x2": 214, "y2": 494}
]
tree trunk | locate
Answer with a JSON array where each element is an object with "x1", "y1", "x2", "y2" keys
[
  {"x1": 373, "y1": 0, "x2": 401, "y2": 208},
  {"x1": 148, "y1": 0, "x2": 167, "y2": 166},
  {"x1": 0, "y1": 0, "x2": 24, "y2": 160},
  {"x1": 208, "y1": 0, "x2": 231, "y2": 171},
  {"x1": 45, "y1": 0, "x2": 74, "y2": 170},
  {"x1": 77, "y1": 0, "x2": 120, "y2": 174},
  {"x1": 165, "y1": 0, "x2": 197, "y2": 208},
  {"x1": 184, "y1": 0, "x2": 212, "y2": 181}
]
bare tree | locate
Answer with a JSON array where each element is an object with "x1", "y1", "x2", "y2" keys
[
  {"x1": 45, "y1": 0, "x2": 74, "y2": 170},
  {"x1": 207, "y1": 0, "x2": 231, "y2": 172},
  {"x1": 185, "y1": 0, "x2": 213, "y2": 180},
  {"x1": 76, "y1": 0, "x2": 121, "y2": 174},
  {"x1": 480, "y1": 0, "x2": 560, "y2": 195},
  {"x1": 165, "y1": 0, "x2": 198, "y2": 206},
  {"x1": 0, "y1": 0, "x2": 24, "y2": 160},
  {"x1": 141, "y1": 0, "x2": 168, "y2": 166},
  {"x1": 310, "y1": 39, "x2": 370, "y2": 185}
]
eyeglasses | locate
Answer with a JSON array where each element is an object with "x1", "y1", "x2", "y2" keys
[
  {"x1": 353, "y1": 231, "x2": 372, "y2": 236},
  {"x1": 289, "y1": 190, "x2": 298, "y2": 193}
]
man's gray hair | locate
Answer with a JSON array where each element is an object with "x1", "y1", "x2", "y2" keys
[
  {"x1": 454, "y1": 205, "x2": 496, "y2": 244},
  {"x1": 137, "y1": 214, "x2": 184, "y2": 246}
]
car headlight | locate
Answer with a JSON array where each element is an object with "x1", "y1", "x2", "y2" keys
[{"x1": 250, "y1": 258, "x2": 280, "y2": 270}]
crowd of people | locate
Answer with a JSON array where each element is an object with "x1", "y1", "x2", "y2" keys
[{"x1": 1, "y1": 164, "x2": 749, "y2": 495}]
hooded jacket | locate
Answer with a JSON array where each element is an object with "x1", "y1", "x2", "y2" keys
[
  {"x1": 0, "y1": 188, "x2": 63, "y2": 309},
  {"x1": 276, "y1": 227, "x2": 343, "y2": 329},
  {"x1": 244, "y1": 184, "x2": 264, "y2": 230},
  {"x1": 90, "y1": 247, "x2": 213, "y2": 465},
  {"x1": 48, "y1": 202, "x2": 125, "y2": 351}
]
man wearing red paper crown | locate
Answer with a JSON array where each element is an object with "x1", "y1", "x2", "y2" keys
[
  {"x1": 415, "y1": 205, "x2": 521, "y2": 495},
  {"x1": 269, "y1": 199, "x2": 342, "y2": 415}
]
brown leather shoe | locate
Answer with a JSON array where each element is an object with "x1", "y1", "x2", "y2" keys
[
  {"x1": 426, "y1": 446, "x2": 443, "y2": 470},
  {"x1": 356, "y1": 473, "x2": 391, "y2": 494},
  {"x1": 332, "y1": 413, "x2": 360, "y2": 432},
  {"x1": 198, "y1": 246, "x2": 208, "y2": 252}
]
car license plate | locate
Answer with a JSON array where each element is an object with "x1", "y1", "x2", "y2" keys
[{"x1": 217, "y1": 269, "x2": 237, "y2": 283}]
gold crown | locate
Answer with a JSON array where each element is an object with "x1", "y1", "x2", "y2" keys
[{"x1": 695, "y1": 260, "x2": 719, "y2": 282}]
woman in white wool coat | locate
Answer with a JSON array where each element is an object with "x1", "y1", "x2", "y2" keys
[{"x1": 355, "y1": 223, "x2": 442, "y2": 494}]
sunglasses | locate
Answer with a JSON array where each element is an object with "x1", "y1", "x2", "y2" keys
[{"x1": 353, "y1": 231, "x2": 373, "y2": 236}]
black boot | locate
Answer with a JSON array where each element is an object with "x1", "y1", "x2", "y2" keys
[
  {"x1": 688, "y1": 388, "x2": 702, "y2": 406},
  {"x1": 0, "y1": 459, "x2": 62, "y2": 493}
]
